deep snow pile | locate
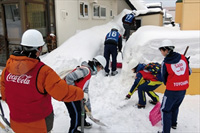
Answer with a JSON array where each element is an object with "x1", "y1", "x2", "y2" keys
[
  {"x1": 0, "y1": 9, "x2": 200, "y2": 133},
  {"x1": 122, "y1": 26, "x2": 200, "y2": 72}
]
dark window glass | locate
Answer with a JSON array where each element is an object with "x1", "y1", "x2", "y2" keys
[
  {"x1": 4, "y1": 4, "x2": 22, "y2": 44},
  {"x1": 27, "y1": 3, "x2": 46, "y2": 36},
  {"x1": 0, "y1": 5, "x2": 7, "y2": 64}
]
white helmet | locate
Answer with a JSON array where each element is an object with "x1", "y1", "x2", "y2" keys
[
  {"x1": 93, "y1": 55, "x2": 106, "y2": 68},
  {"x1": 21, "y1": 29, "x2": 45, "y2": 47},
  {"x1": 159, "y1": 40, "x2": 175, "y2": 50},
  {"x1": 128, "y1": 59, "x2": 139, "y2": 70}
]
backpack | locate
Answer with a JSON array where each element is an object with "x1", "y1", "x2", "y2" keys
[{"x1": 144, "y1": 62, "x2": 161, "y2": 76}]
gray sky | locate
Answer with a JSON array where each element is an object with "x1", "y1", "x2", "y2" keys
[{"x1": 142, "y1": 0, "x2": 176, "y2": 7}]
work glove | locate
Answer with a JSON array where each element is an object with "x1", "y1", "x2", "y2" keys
[
  {"x1": 125, "y1": 94, "x2": 131, "y2": 100},
  {"x1": 83, "y1": 93, "x2": 88, "y2": 103}
]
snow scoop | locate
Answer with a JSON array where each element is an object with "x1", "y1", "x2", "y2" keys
[
  {"x1": 84, "y1": 105, "x2": 107, "y2": 127},
  {"x1": 149, "y1": 102, "x2": 161, "y2": 126}
]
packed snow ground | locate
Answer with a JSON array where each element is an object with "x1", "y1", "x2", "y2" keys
[{"x1": 0, "y1": 9, "x2": 200, "y2": 133}]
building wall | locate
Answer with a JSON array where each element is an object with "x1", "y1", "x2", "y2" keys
[
  {"x1": 55, "y1": 0, "x2": 118, "y2": 46},
  {"x1": 175, "y1": 2, "x2": 182, "y2": 23},
  {"x1": 116, "y1": 0, "x2": 131, "y2": 14},
  {"x1": 137, "y1": 13, "x2": 163, "y2": 26},
  {"x1": 181, "y1": 0, "x2": 200, "y2": 30},
  {"x1": 175, "y1": 0, "x2": 200, "y2": 30}
]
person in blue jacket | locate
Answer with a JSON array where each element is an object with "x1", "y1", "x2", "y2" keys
[
  {"x1": 158, "y1": 40, "x2": 191, "y2": 133},
  {"x1": 125, "y1": 59, "x2": 162, "y2": 108},
  {"x1": 122, "y1": 12, "x2": 136, "y2": 41},
  {"x1": 104, "y1": 27, "x2": 122, "y2": 76}
]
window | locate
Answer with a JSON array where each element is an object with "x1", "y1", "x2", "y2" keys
[
  {"x1": 26, "y1": 3, "x2": 46, "y2": 36},
  {"x1": 93, "y1": 5, "x2": 106, "y2": 18},
  {"x1": 79, "y1": 2, "x2": 88, "y2": 18},
  {"x1": 101, "y1": 7, "x2": 106, "y2": 17},
  {"x1": 93, "y1": 5, "x2": 99, "y2": 17},
  {"x1": 110, "y1": 9, "x2": 113, "y2": 17}
]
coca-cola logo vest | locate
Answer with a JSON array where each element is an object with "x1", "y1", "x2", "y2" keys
[
  {"x1": 6, "y1": 73, "x2": 32, "y2": 84},
  {"x1": 5, "y1": 62, "x2": 53, "y2": 122}
]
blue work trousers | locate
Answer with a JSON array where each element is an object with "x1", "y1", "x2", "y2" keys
[
  {"x1": 137, "y1": 81, "x2": 160, "y2": 105},
  {"x1": 161, "y1": 89, "x2": 186, "y2": 133}
]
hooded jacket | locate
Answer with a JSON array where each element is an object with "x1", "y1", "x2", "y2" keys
[
  {"x1": 65, "y1": 61, "x2": 97, "y2": 111},
  {"x1": 161, "y1": 51, "x2": 191, "y2": 91},
  {"x1": 1, "y1": 51, "x2": 83, "y2": 132},
  {"x1": 128, "y1": 63, "x2": 162, "y2": 96}
]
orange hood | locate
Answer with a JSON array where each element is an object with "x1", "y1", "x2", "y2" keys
[{"x1": 6, "y1": 55, "x2": 39, "y2": 75}]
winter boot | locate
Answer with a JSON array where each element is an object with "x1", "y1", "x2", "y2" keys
[
  {"x1": 111, "y1": 71, "x2": 118, "y2": 76},
  {"x1": 84, "y1": 122, "x2": 92, "y2": 129},
  {"x1": 172, "y1": 123, "x2": 177, "y2": 129},
  {"x1": 137, "y1": 104, "x2": 145, "y2": 109},
  {"x1": 149, "y1": 100, "x2": 158, "y2": 105},
  {"x1": 105, "y1": 72, "x2": 109, "y2": 76}
]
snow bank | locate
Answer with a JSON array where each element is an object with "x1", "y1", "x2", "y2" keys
[
  {"x1": 123, "y1": 26, "x2": 200, "y2": 72},
  {"x1": 41, "y1": 11, "x2": 126, "y2": 75}
]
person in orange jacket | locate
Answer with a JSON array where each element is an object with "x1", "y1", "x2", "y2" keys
[{"x1": 0, "y1": 29, "x2": 84, "y2": 133}]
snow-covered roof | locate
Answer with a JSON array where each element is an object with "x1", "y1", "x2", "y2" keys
[
  {"x1": 146, "y1": 2, "x2": 162, "y2": 7},
  {"x1": 127, "y1": 0, "x2": 163, "y2": 16}
]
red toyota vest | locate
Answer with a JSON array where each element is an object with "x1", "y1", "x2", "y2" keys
[
  {"x1": 5, "y1": 62, "x2": 53, "y2": 122},
  {"x1": 139, "y1": 70, "x2": 158, "y2": 81},
  {"x1": 165, "y1": 55, "x2": 189, "y2": 91},
  {"x1": 73, "y1": 66, "x2": 91, "y2": 90}
]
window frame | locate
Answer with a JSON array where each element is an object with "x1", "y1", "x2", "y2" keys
[
  {"x1": 79, "y1": 1, "x2": 89, "y2": 19},
  {"x1": 92, "y1": 4, "x2": 106, "y2": 19}
]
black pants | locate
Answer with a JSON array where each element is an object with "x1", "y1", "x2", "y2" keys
[
  {"x1": 65, "y1": 101, "x2": 86, "y2": 133},
  {"x1": 104, "y1": 44, "x2": 118, "y2": 73},
  {"x1": 123, "y1": 23, "x2": 131, "y2": 41}
]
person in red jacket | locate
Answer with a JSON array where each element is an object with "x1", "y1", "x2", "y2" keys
[
  {"x1": 64, "y1": 55, "x2": 106, "y2": 133},
  {"x1": 125, "y1": 59, "x2": 162, "y2": 109},
  {"x1": 0, "y1": 29, "x2": 84, "y2": 133},
  {"x1": 158, "y1": 40, "x2": 191, "y2": 133}
]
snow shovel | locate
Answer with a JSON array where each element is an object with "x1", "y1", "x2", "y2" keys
[
  {"x1": 0, "y1": 98, "x2": 10, "y2": 127},
  {"x1": 184, "y1": 46, "x2": 189, "y2": 56},
  {"x1": 84, "y1": 105, "x2": 107, "y2": 127},
  {"x1": 110, "y1": 52, "x2": 123, "y2": 68},
  {"x1": 0, "y1": 121, "x2": 13, "y2": 133},
  {"x1": 81, "y1": 100, "x2": 85, "y2": 133},
  {"x1": 0, "y1": 98, "x2": 13, "y2": 132},
  {"x1": 149, "y1": 102, "x2": 161, "y2": 126}
]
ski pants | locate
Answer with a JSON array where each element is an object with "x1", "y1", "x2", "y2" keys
[
  {"x1": 104, "y1": 44, "x2": 118, "y2": 73},
  {"x1": 137, "y1": 81, "x2": 160, "y2": 105},
  {"x1": 161, "y1": 90, "x2": 186, "y2": 133},
  {"x1": 65, "y1": 101, "x2": 86, "y2": 133},
  {"x1": 123, "y1": 23, "x2": 131, "y2": 41}
]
